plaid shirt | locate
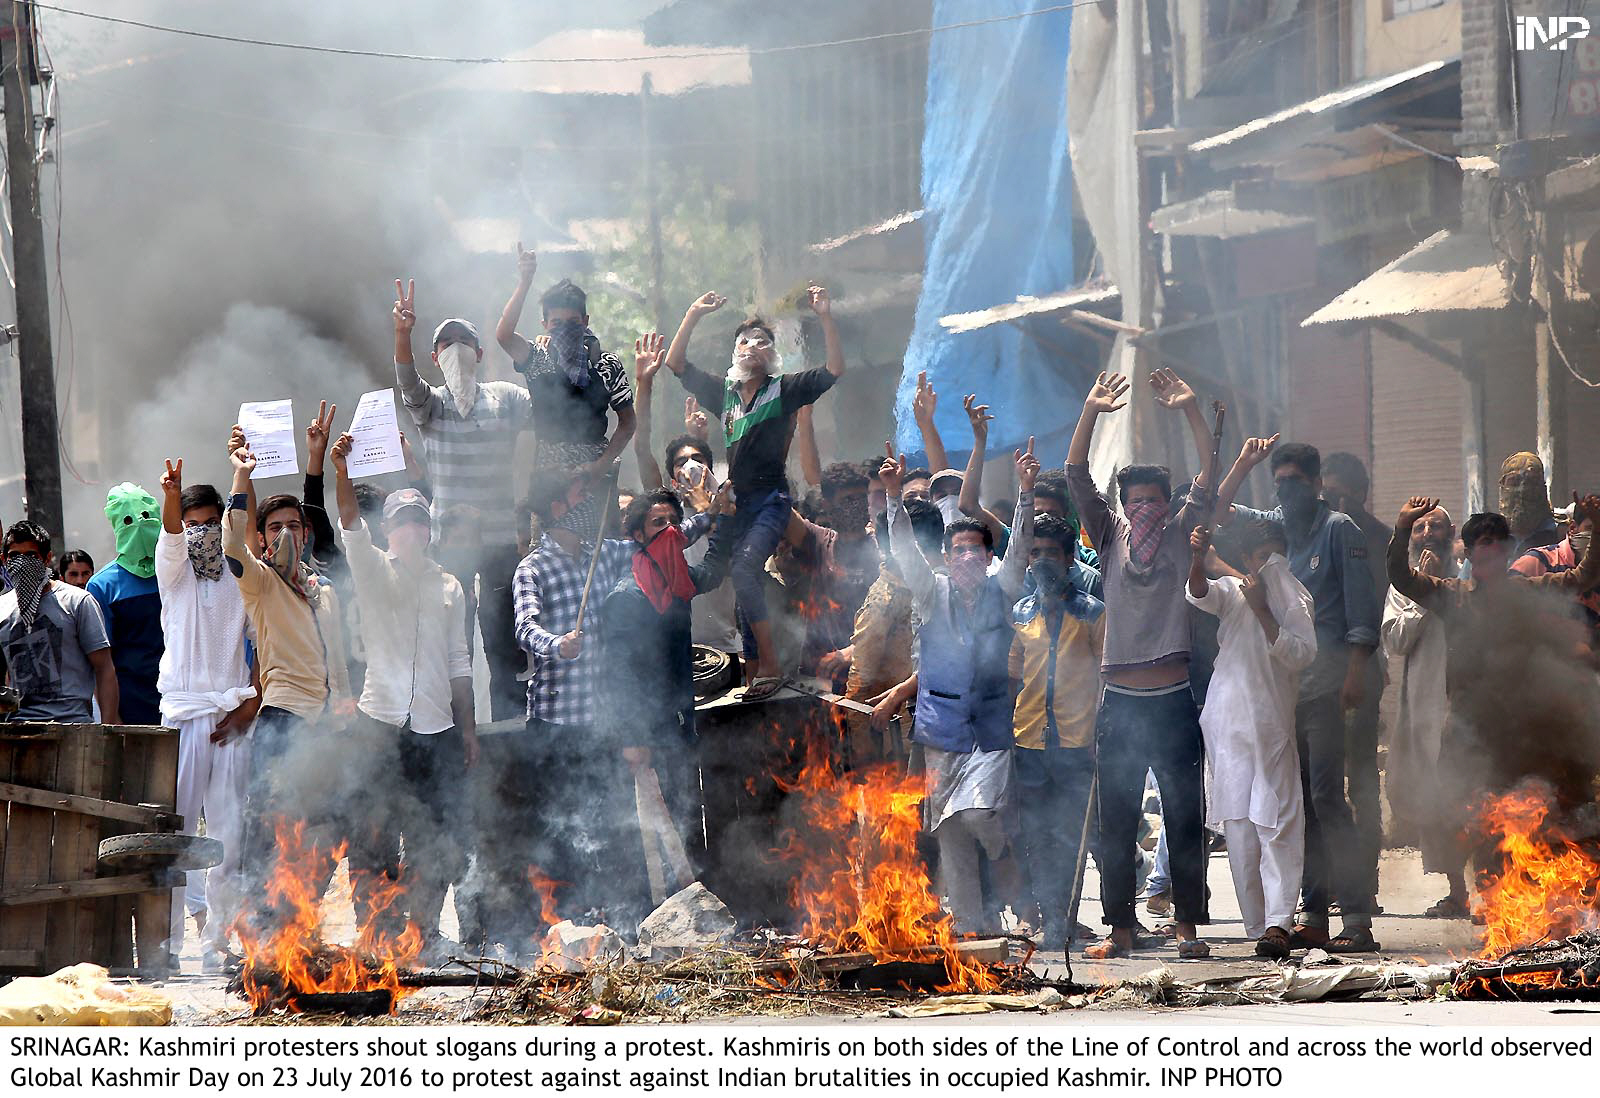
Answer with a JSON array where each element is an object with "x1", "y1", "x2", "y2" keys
[
  {"x1": 513, "y1": 512, "x2": 715, "y2": 725},
  {"x1": 396, "y1": 365, "x2": 532, "y2": 546}
]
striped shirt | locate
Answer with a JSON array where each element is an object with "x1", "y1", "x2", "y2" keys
[{"x1": 396, "y1": 364, "x2": 531, "y2": 546}]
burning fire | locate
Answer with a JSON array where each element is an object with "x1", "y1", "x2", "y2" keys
[
  {"x1": 776, "y1": 741, "x2": 999, "y2": 992},
  {"x1": 527, "y1": 867, "x2": 566, "y2": 930},
  {"x1": 235, "y1": 819, "x2": 424, "y2": 1014},
  {"x1": 1474, "y1": 783, "x2": 1600, "y2": 960}
]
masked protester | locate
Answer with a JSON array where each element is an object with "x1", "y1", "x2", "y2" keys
[
  {"x1": 393, "y1": 278, "x2": 533, "y2": 724},
  {"x1": 498, "y1": 268, "x2": 636, "y2": 478},
  {"x1": 85, "y1": 482, "x2": 166, "y2": 725},
  {"x1": 1066, "y1": 370, "x2": 1216, "y2": 960},
  {"x1": 221, "y1": 439, "x2": 352, "y2": 937},
  {"x1": 1380, "y1": 504, "x2": 1462, "y2": 916},
  {"x1": 883, "y1": 442, "x2": 1037, "y2": 936},
  {"x1": 1499, "y1": 451, "x2": 1562, "y2": 558},
  {"x1": 1512, "y1": 497, "x2": 1600, "y2": 646},
  {"x1": 659, "y1": 285, "x2": 848, "y2": 702},
  {"x1": 1187, "y1": 519, "x2": 1317, "y2": 961},
  {"x1": 1213, "y1": 438, "x2": 1381, "y2": 953},
  {"x1": 153, "y1": 461, "x2": 256, "y2": 968},
  {"x1": 0, "y1": 520, "x2": 119, "y2": 724},
  {"x1": 595, "y1": 488, "x2": 733, "y2": 924},
  {"x1": 330, "y1": 436, "x2": 476, "y2": 964},
  {"x1": 1009, "y1": 514, "x2": 1105, "y2": 950}
]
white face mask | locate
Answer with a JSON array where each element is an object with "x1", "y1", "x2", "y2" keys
[
  {"x1": 934, "y1": 494, "x2": 963, "y2": 525},
  {"x1": 727, "y1": 331, "x2": 775, "y2": 383},
  {"x1": 437, "y1": 342, "x2": 479, "y2": 417},
  {"x1": 675, "y1": 458, "x2": 716, "y2": 495}
]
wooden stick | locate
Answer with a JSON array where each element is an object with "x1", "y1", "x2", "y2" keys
[{"x1": 573, "y1": 485, "x2": 618, "y2": 633}]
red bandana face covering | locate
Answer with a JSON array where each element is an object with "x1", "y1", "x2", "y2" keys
[
  {"x1": 634, "y1": 525, "x2": 697, "y2": 613},
  {"x1": 1125, "y1": 500, "x2": 1168, "y2": 568}
]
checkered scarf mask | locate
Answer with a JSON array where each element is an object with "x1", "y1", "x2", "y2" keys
[
  {"x1": 1125, "y1": 500, "x2": 1169, "y2": 568},
  {"x1": 549, "y1": 319, "x2": 595, "y2": 389},
  {"x1": 7, "y1": 553, "x2": 48, "y2": 630}
]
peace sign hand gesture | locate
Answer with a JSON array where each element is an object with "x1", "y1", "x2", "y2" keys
[
  {"x1": 160, "y1": 458, "x2": 183, "y2": 499},
  {"x1": 393, "y1": 279, "x2": 416, "y2": 335},
  {"x1": 306, "y1": 400, "x2": 337, "y2": 466}
]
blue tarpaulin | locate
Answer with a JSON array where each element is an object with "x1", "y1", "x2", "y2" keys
[{"x1": 896, "y1": 1, "x2": 1079, "y2": 465}]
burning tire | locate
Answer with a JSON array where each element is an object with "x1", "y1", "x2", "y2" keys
[{"x1": 98, "y1": 833, "x2": 224, "y2": 872}]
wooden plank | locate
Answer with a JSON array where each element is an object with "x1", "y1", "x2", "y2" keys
[
  {"x1": 42, "y1": 726, "x2": 86, "y2": 970},
  {"x1": 71, "y1": 730, "x2": 111, "y2": 968},
  {"x1": 0, "y1": 871, "x2": 170, "y2": 907},
  {"x1": 0, "y1": 948, "x2": 43, "y2": 968},
  {"x1": 0, "y1": 737, "x2": 59, "y2": 967},
  {"x1": 133, "y1": 890, "x2": 172, "y2": 977},
  {"x1": 0, "y1": 780, "x2": 178, "y2": 827},
  {"x1": 96, "y1": 730, "x2": 135, "y2": 970}
]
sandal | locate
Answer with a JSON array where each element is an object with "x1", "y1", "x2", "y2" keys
[
  {"x1": 1324, "y1": 927, "x2": 1382, "y2": 954},
  {"x1": 739, "y1": 676, "x2": 789, "y2": 702},
  {"x1": 1176, "y1": 938, "x2": 1211, "y2": 960},
  {"x1": 1425, "y1": 895, "x2": 1470, "y2": 919},
  {"x1": 1254, "y1": 927, "x2": 1292, "y2": 960},
  {"x1": 1288, "y1": 925, "x2": 1329, "y2": 950},
  {"x1": 1084, "y1": 936, "x2": 1130, "y2": 960}
]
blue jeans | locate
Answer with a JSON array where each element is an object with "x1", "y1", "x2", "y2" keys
[{"x1": 727, "y1": 487, "x2": 792, "y2": 638}]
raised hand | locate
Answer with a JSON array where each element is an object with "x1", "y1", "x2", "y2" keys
[
  {"x1": 1149, "y1": 367, "x2": 1197, "y2": 411},
  {"x1": 515, "y1": 241, "x2": 538, "y2": 284},
  {"x1": 634, "y1": 332, "x2": 665, "y2": 384},
  {"x1": 306, "y1": 400, "x2": 337, "y2": 464},
  {"x1": 329, "y1": 432, "x2": 353, "y2": 476},
  {"x1": 712, "y1": 479, "x2": 734, "y2": 516},
  {"x1": 687, "y1": 291, "x2": 726, "y2": 320},
  {"x1": 684, "y1": 394, "x2": 709, "y2": 439},
  {"x1": 1014, "y1": 436, "x2": 1039, "y2": 492},
  {"x1": 1417, "y1": 548, "x2": 1443, "y2": 578},
  {"x1": 160, "y1": 458, "x2": 183, "y2": 498},
  {"x1": 393, "y1": 279, "x2": 416, "y2": 335},
  {"x1": 1573, "y1": 492, "x2": 1600, "y2": 528},
  {"x1": 806, "y1": 283, "x2": 831, "y2": 317},
  {"x1": 1237, "y1": 433, "x2": 1281, "y2": 469},
  {"x1": 963, "y1": 393, "x2": 994, "y2": 439},
  {"x1": 230, "y1": 445, "x2": 257, "y2": 475},
  {"x1": 227, "y1": 424, "x2": 248, "y2": 457},
  {"x1": 1085, "y1": 372, "x2": 1131, "y2": 415},
  {"x1": 1397, "y1": 495, "x2": 1440, "y2": 529},
  {"x1": 1241, "y1": 572, "x2": 1268, "y2": 611},
  {"x1": 681, "y1": 464, "x2": 714, "y2": 514},
  {"x1": 1189, "y1": 524, "x2": 1211, "y2": 558},
  {"x1": 912, "y1": 371, "x2": 938, "y2": 425},
  {"x1": 879, "y1": 441, "x2": 908, "y2": 498}
]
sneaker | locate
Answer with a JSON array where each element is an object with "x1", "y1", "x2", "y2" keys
[{"x1": 1144, "y1": 891, "x2": 1172, "y2": 916}]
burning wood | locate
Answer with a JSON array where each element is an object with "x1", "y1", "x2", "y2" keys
[
  {"x1": 1471, "y1": 783, "x2": 1600, "y2": 960},
  {"x1": 231, "y1": 819, "x2": 424, "y2": 1016}
]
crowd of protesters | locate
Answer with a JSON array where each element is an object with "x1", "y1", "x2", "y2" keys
[{"x1": 2, "y1": 251, "x2": 1599, "y2": 969}]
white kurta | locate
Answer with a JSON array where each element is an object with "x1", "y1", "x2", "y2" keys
[
  {"x1": 1380, "y1": 585, "x2": 1448, "y2": 804},
  {"x1": 1186, "y1": 556, "x2": 1317, "y2": 830}
]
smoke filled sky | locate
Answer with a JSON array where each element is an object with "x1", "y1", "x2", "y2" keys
[{"x1": 0, "y1": 0, "x2": 742, "y2": 544}]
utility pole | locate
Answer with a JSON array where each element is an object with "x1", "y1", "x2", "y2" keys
[
  {"x1": 1, "y1": 1, "x2": 60, "y2": 545},
  {"x1": 640, "y1": 72, "x2": 665, "y2": 336}
]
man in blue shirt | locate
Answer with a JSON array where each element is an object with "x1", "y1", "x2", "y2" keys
[
  {"x1": 1213, "y1": 439, "x2": 1381, "y2": 952},
  {"x1": 87, "y1": 483, "x2": 166, "y2": 725}
]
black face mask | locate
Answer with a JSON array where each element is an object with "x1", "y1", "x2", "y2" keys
[
  {"x1": 1030, "y1": 559, "x2": 1074, "y2": 597},
  {"x1": 1276, "y1": 478, "x2": 1318, "y2": 521}
]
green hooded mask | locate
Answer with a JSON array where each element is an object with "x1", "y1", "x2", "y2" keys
[{"x1": 106, "y1": 482, "x2": 161, "y2": 579}]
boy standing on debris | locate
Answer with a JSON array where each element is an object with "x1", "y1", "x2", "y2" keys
[
  {"x1": 1187, "y1": 518, "x2": 1316, "y2": 959},
  {"x1": 660, "y1": 284, "x2": 846, "y2": 700},
  {"x1": 883, "y1": 438, "x2": 1036, "y2": 935}
]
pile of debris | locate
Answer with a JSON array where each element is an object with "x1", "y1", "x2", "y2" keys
[{"x1": 1453, "y1": 931, "x2": 1600, "y2": 1001}]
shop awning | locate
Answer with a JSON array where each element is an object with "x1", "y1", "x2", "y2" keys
[
  {"x1": 939, "y1": 283, "x2": 1119, "y2": 334},
  {"x1": 1301, "y1": 229, "x2": 1510, "y2": 326}
]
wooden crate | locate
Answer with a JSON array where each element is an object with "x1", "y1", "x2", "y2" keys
[{"x1": 0, "y1": 722, "x2": 181, "y2": 977}]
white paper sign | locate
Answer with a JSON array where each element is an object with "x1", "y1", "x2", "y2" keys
[
  {"x1": 237, "y1": 399, "x2": 298, "y2": 480},
  {"x1": 345, "y1": 388, "x2": 407, "y2": 478}
]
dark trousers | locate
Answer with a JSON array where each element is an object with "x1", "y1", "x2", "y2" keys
[
  {"x1": 344, "y1": 715, "x2": 465, "y2": 939},
  {"x1": 1297, "y1": 692, "x2": 1375, "y2": 923},
  {"x1": 1094, "y1": 686, "x2": 1209, "y2": 929},
  {"x1": 727, "y1": 488, "x2": 792, "y2": 638},
  {"x1": 1344, "y1": 676, "x2": 1382, "y2": 900},
  {"x1": 240, "y1": 706, "x2": 338, "y2": 934},
  {"x1": 1016, "y1": 746, "x2": 1095, "y2": 937},
  {"x1": 476, "y1": 544, "x2": 528, "y2": 722}
]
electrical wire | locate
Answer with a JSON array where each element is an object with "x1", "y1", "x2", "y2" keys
[{"x1": 30, "y1": 1, "x2": 1090, "y2": 65}]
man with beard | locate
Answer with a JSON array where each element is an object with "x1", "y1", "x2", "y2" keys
[
  {"x1": 154, "y1": 460, "x2": 257, "y2": 967},
  {"x1": 1214, "y1": 438, "x2": 1380, "y2": 952},
  {"x1": 496, "y1": 247, "x2": 636, "y2": 478},
  {"x1": 596, "y1": 484, "x2": 733, "y2": 902},
  {"x1": 1388, "y1": 496, "x2": 1600, "y2": 883},
  {"x1": 1380, "y1": 503, "x2": 1461, "y2": 915},
  {"x1": 393, "y1": 278, "x2": 530, "y2": 723},
  {"x1": 0, "y1": 521, "x2": 118, "y2": 723},
  {"x1": 87, "y1": 483, "x2": 166, "y2": 725},
  {"x1": 1499, "y1": 452, "x2": 1564, "y2": 560},
  {"x1": 1010, "y1": 513, "x2": 1105, "y2": 949},
  {"x1": 883, "y1": 439, "x2": 1037, "y2": 935},
  {"x1": 330, "y1": 435, "x2": 476, "y2": 963},
  {"x1": 661, "y1": 285, "x2": 846, "y2": 701},
  {"x1": 1065, "y1": 370, "x2": 1215, "y2": 960},
  {"x1": 222, "y1": 439, "x2": 352, "y2": 924}
]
